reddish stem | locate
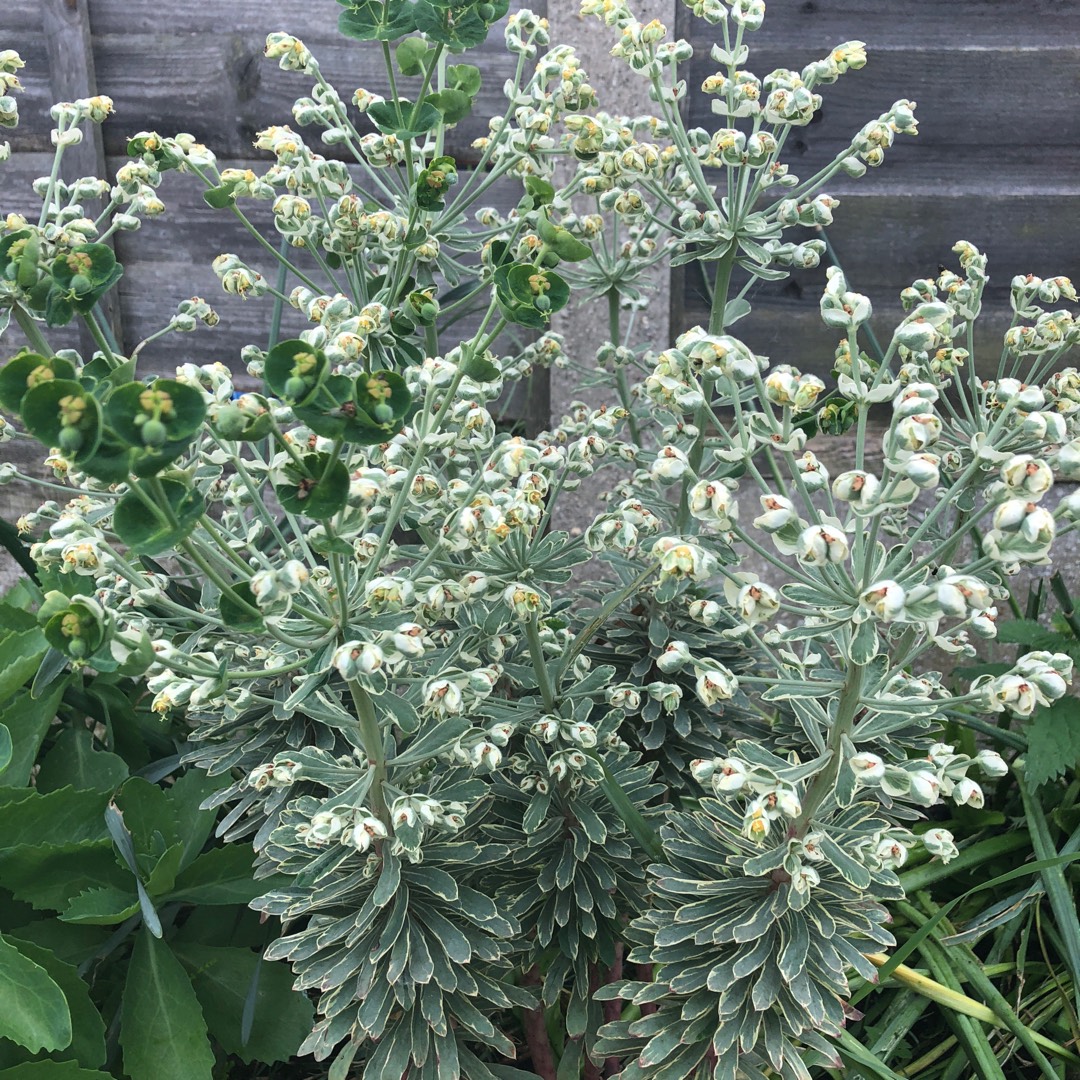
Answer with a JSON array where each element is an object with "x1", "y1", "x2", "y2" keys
[
  {"x1": 602, "y1": 944, "x2": 625, "y2": 1077},
  {"x1": 522, "y1": 966, "x2": 557, "y2": 1080},
  {"x1": 636, "y1": 963, "x2": 657, "y2": 1016}
]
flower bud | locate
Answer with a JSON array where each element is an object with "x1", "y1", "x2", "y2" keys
[
  {"x1": 657, "y1": 640, "x2": 692, "y2": 673},
  {"x1": 695, "y1": 666, "x2": 738, "y2": 706},
  {"x1": 849, "y1": 752, "x2": 886, "y2": 783},
  {"x1": 923, "y1": 828, "x2": 958, "y2": 862},
  {"x1": 1001, "y1": 455, "x2": 1053, "y2": 500},
  {"x1": 796, "y1": 524, "x2": 849, "y2": 566}
]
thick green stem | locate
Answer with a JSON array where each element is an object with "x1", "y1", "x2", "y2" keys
[
  {"x1": 607, "y1": 287, "x2": 642, "y2": 447},
  {"x1": 526, "y1": 616, "x2": 557, "y2": 712},
  {"x1": 12, "y1": 306, "x2": 54, "y2": 356},
  {"x1": 347, "y1": 679, "x2": 389, "y2": 823},
  {"x1": 794, "y1": 660, "x2": 864, "y2": 834}
]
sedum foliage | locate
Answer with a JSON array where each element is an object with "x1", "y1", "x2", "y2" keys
[{"x1": 2, "y1": 2, "x2": 1080, "y2": 1078}]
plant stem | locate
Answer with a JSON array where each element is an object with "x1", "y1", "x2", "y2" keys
[
  {"x1": 526, "y1": 616, "x2": 557, "y2": 711},
  {"x1": 12, "y1": 305, "x2": 53, "y2": 355},
  {"x1": 607, "y1": 287, "x2": 642, "y2": 446},
  {"x1": 347, "y1": 679, "x2": 388, "y2": 823},
  {"x1": 793, "y1": 662, "x2": 864, "y2": 834}
]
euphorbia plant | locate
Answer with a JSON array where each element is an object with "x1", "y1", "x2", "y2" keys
[{"x1": 2, "y1": 2, "x2": 1080, "y2": 1077}]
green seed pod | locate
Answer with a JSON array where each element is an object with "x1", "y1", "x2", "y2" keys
[
  {"x1": 478, "y1": 3, "x2": 496, "y2": 20},
  {"x1": 373, "y1": 402, "x2": 394, "y2": 424},
  {"x1": 534, "y1": 294, "x2": 551, "y2": 312},
  {"x1": 284, "y1": 375, "x2": 309, "y2": 401},
  {"x1": 58, "y1": 426, "x2": 84, "y2": 453},
  {"x1": 140, "y1": 418, "x2": 168, "y2": 446},
  {"x1": 211, "y1": 403, "x2": 248, "y2": 440},
  {"x1": 69, "y1": 273, "x2": 93, "y2": 295}
]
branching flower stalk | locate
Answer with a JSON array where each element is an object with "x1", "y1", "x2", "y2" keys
[{"x1": 3, "y1": 5, "x2": 1080, "y2": 1079}]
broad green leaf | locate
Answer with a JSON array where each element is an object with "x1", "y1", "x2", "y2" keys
[
  {"x1": 19, "y1": 380, "x2": 102, "y2": 464},
  {"x1": 0, "y1": 787, "x2": 111, "y2": 849},
  {"x1": 114, "y1": 777, "x2": 181, "y2": 865},
  {"x1": 0, "y1": 726, "x2": 9, "y2": 773},
  {"x1": 0, "y1": 352, "x2": 77, "y2": 414},
  {"x1": 0, "y1": 841, "x2": 128, "y2": 912},
  {"x1": 144, "y1": 843, "x2": 186, "y2": 899},
  {"x1": 276, "y1": 453, "x2": 349, "y2": 520},
  {"x1": 0, "y1": 934, "x2": 71, "y2": 1053},
  {"x1": 112, "y1": 478, "x2": 204, "y2": 557},
  {"x1": 395, "y1": 37, "x2": 429, "y2": 76},
  {"x1": 0, "y1": 937, "x2": 105, "y2": 1068},
  {"x1": 168, "y1": 844, "x2": 272, "y2": 906},
  {"x1": 1024, "y1": 697, "x2": 1080, "y2": 788},
  {"x1": 0, "y1": 1063, "x2": 112, "y2": 1078},
  {"x1": 166, "y1": 768, "x2": 231, "y2": 872},
  {"x1": 0, "y1": 626, "x2": 47, "y2": 703},
  {"x1": 367, "y1": 99, "x2": 441, "y2": 140},
  {"x1": 174, "y1": 943, "x2": 314, "y2": 1065},
  {"x1": 460, "y1": 352, "x2": 500, "y2": 383},
  {"x1": 59, "y1": 886, "x2": 139, "y2": 926},
  {"x1": 2, "y1": 921, "x2": 108, "y2": 968},
  {"x1": 120, "y1": 931, "x2": 214, "y2": 1080},
  {"x1": 35, "y1": 727, "x2": 129, "y2": 795},
  {"x1": 426, "y1": 88, "x2": 472, "y2": 125},
  {"x1": 216, "y1": 581, "x2": 263, "y2": 631},
  {"x1": 448, "y1": 63, "x2": 481, "y2": 96}
]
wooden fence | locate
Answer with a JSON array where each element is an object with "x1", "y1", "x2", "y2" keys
[{"x1": 6, "y1": 0, "x2": 1080, "y2": 376}]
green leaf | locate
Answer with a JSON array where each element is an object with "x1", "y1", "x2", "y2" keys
[
  {"x1": 0, "y1": 726, "x2": 9, "y2": 774},
  {"x1": 0, "y1": 937, "x2": 105, "y2": 1068},
  {"x1": 338, "y1": 0, "x2": 416, "y2": 41},
  {"x1": 112, "y1": 478, "x2": 204, "y2": 556},
  {"x1": 367, "y1": 99, "x2": 442, "y2": 140},
  {"x1": 0, "y1": 1064, "x2": 112, "y2": 1078},
  {"x1": 0, "y1": 626, "x2": 47, "y2": 699},
  {"x1": 19, "y1": 379, "x2": 102, "y2": 464},
  {"x1": 277, "y1": 453, "x2": 350, "y2": 520},
  {"x1": 995, "y1": 619, "x2": 1061, "y2": 648},
  {"x1": 263, "y1": 339, "x2": 328, "y2": 406},
  {"x1": 168, "y1": 845, "x2": 269, "y2": 906},
  {"x1": 1024, "y1": 697, "x2": 1080, "y2": 788},
  {"x1": 0, "y1": 786, "x2": 111, "y2": 849},
  {"x1": 0, "y1": 934, "x2": 71, "y2": 1053},
  {"x1": 0, "y1": 841, "x2": 128, "y2": 912},
  {"x1": 35, "y1": 727, "x2": 129, "y2": 794},
  {"x1": 426, "y1": 88, "x2": 472, "y2": 125},
  {"x1": 217, "y1": 581, "x2": 263, "y2": 631},
  {"x1": 202, "y1": 182, "x2": 239, "y2": 209},
  {"x1": 0, "y1": 352, "x2": 77, "y2": 414},
  {"x1": 166, "y1": 768, "x2": 231, "y2": 872},
  {"x1": 114, "y1": 777, "x2": 181, "y2": 869},
  {"x1": 395, "y1": 37, "x2": 429, "y2": 76},
  {"x1": 448, "y1": 63, "x2": 481, "y2": 96},
  {"x1": 3, "y1": 921, "x2": 108, "y2": 968},
  {"x1": 106, "y1": 378, "x2": 207, "y2": 449},
  {"x1": 174, "y1": 943, "x2": 313, "y2": 1065},
  {"x1": 144, "y1": 843, "x2": 186, "y2": 899},
  {"x1": 58, "y1": 886, "x2": 139, "y2": 926},
  {"x1": 120, "y1": 931, "x2": 214, "y2": 1080}
]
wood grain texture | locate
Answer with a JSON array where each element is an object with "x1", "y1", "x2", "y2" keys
[
  {"x1": 8, "y1": 2, "x2": 542, "y2": 161},
  {"x1": 39, "y1": 0, "x2": 124, "y2": 348}
]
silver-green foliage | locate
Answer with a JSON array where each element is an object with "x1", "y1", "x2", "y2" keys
[{"x1": 2, "y1": 2, "x2": 1080, "y2": 1078}]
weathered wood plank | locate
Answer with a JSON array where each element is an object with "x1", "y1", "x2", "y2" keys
[
  {"x1": 8, "y1": 5, "x2": 541, "y2": 162},
  {"x1": 681, "y1": 0, "x2": 1080, "y2": 47},
  {"x1": 40, "y1": 0, "x2": 124, "y2": 349},
  {"x1": 681, "y1": 46, "x2": 1080, "y2": 170}
]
